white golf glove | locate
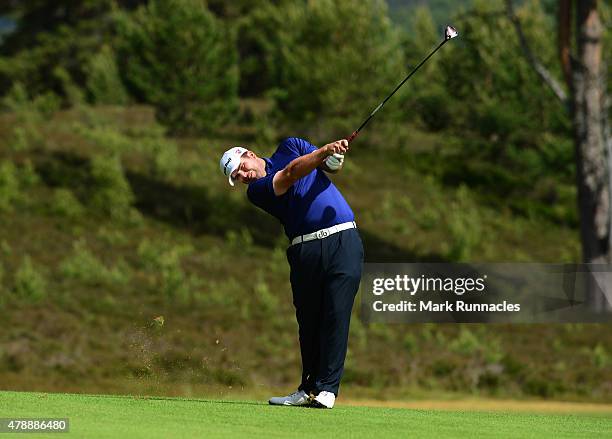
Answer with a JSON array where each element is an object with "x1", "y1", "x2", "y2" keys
[{"x1": 325, "y1": 153, "x2": 344, "y2": 170}]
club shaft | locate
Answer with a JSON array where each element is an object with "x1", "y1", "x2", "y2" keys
[{"x1": 347, "y1": 39, "x2": 447, "y2": 144}]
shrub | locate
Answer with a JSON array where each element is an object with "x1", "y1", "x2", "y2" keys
[
  {"x1": 77, "y1": 125, "x2": 132, "y2": 156},
  {"x1": 2, "y1": 83, "x2": 50, "y2": 151},
  {"x1": 18, "y1": 159, "x2": 40, "y2": 187},
  {"x1": 14, "y1": 256, "x2": 46, "y2": 302},
  {"x1": 96, "y1": 227, "x2": 128, "y2": 246},
  {"x1": 137, "y1": 239, "x2": 196, "y2": 303},
  {"x1": 0, "y1": 261, "x2": 4, "y2": 309},
  {"x1": 0, "y1": 240, "x2": 11, "y2": 256},
  {"x1": 1, "y1": 82, "x2": 32, "y2": 114},
  {"x1": 445, "y1": 186, "x2": 482, "y2": 261},
  {"x1": 60, "y1": 239, "x2": 129, "y2": 286},
  {"x1": 75, "y1": 104, "x2": 178, "y2": 179},
  {"x1": 53, "y1": 66, "x2": 84, "y2": 106},
  {"x1": 403, "y1": 333, "x2": 417, "y2": 353},
  {"x1": 141, "y1": 137, "x2": 179, "y2": 179},
  {"x1": 449, "y1": 327, "x2": 481, "y2": 356},
  {"x1": 253, "y1": 273, "x2": 280, "y2": 316},
  {"x1": 88, "y1": 155, "x2": 135, "y2": 220},
  {"x1": 49, "y1": 188, "x2": 84, "y2": 218},
  {"x1": 85, "y1": 44, "x2": 129, "y2": 105},
  {"x1": 0, "y1": 161, "x2": 20, "y2": 212},
  {"x1": 226, "y1": 228, "x2": 255, "y2": 254},
  {"x1": 31, "y1": 91, "x2": 61, "y2": 117},
  {"x1": 116, "y1": 0, "x2": 239, "y2": 134},
  {"x1": 593, "y1": 344, "x2": 611, "y2": 369},
  {"x1": 10, "y1": 127, "x2": 31, "y2": 152}
]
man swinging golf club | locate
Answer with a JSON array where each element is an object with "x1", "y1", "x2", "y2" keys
[
  {"x1": 219, "y1": 24, "x2": 458, "y2": 409},
  {"x1": 219, "y1": 137, "x2": 363, "y2": 409}
]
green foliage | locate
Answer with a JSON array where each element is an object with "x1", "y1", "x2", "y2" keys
[
  {"x1": 77, "y1": 124, "x2": 132, "y2": 155},
  {"x1": 96, "y1": 227, "x2": 128, "y2": 246},
  {"x1": 439, "y1": 0, "x2": 569, "y2": 157},
  {"x1": 137, "y1": 239, "x2": 197, "y2": 303},
  {"x1": 388, "y1": 0, "x2": 472, "y2": 30},
  {"x1": 263, "y1": 0, "x2": 404, "y2": 137},
  {"x1": 85, "y1": 44, "x2": 129, "y2": 105},
  {"x1": 0, "y1": 240, "x2": 11, "y2": 257},
  {"x1": 1, "y1": 82, "x2": 31, "y2": 114},
  {"x1": 226, "y1": 228, "x2": 255, "y2": 255},
  {"x1": 31, "y1": 91, "x2": 62, "y2": 118},
  {"x1": 10, "y1": 127, "x2": 31, "y2": 152},
  {"x1": 0, "y1": 260, "x2": 4, "y2": 297},
  {"x1": 2, "y1": 83, "x2": 50, "y2": 151},
  {"x1": 49, "y1": 188, "x2": 84, "y2": 218},
  {"x1": 18, "y1": 160, "x2": 40, "y2": 187},
  {"x1": 395, "y1": 0, "x2": 577, "y2": 224},
  {"x1": 592, "y1": 344, "x2": 611, "y2": 369},
  {"x1": 53, "y1": 66, "x2": 84, "y2": 106},
  {"x1": 2, "y1": 81, "x2": 60, "y2": 118},
  {"x1": 445, "y1": 186, "x2": 482, "y2": 261},
  {"x1": 0, "y1": 1, "x2": 132, "y2": 99},
  {"x1": 60, "y1": 239, "x2": 129, "y2": 286},
  {"x1": 449, "y1": 327, "x2": 481, "y2": 356},
  {"x1": 400, "y1": 7, "x2": 448, "y2": 129},
  {"x1": 235, "y1": 2, "x2": 290, "y2": 97},
  {"x1": 116, "y1": 0, "x2": 239, "y2": 134},
  {"x1": 403, "y1": 333, "x2": 417, "y2": 353},
  {"x1": 196, "y1": 278, "x2": 241, "y2": 310},
  {"x1": 14, "y1": 256, "x2": 46, "y2": 302},
  {"x1": 88, "y1": 155, "x2": 135, "y2": 220},
  {"x1": 140, "y1": 137, "x2": 180, "y2": 179},
  {"x1": 74, "y1": 120, "x2": 179, "y2": 179},
  {"x1": 0, "y1": 161, "x2": 20, "y2": 212},
  {"x1": 8, "y1": 122, "x2": 45, "y2": 153},
  {"x1": 253, "y1": 272, "x2": 280, "y2": 316}
]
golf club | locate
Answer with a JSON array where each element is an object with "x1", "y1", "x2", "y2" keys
[{"x1": 346, "y1": 25, "x2": 459, "y2": 144}]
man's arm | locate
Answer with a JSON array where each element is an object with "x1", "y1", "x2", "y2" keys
[{"x1": 273, "y1": 139, "x2": 348, "y2": 196}]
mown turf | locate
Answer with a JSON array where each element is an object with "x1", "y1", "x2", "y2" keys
[{"x1": 1, "y1": 391, "x2": 611, "y2": 438}]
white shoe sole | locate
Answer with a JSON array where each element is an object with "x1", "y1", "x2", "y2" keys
[{"x1": 311, "y1": 399, "x2": 333, "y2": 409}]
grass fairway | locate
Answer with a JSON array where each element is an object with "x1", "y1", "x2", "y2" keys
[{"x1": 1, "y1": 391, "x2": 611, "y2": 438}]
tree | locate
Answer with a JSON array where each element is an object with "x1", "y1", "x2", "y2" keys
[
  {"x1": 115, "y1": 0, "x2": 239, "y2": 134},
  {"x1": 507, "y1": 0, "x2": 610, "y2": 309},
  {"x1": 422, "y1": 0, "x2": 574, "y2": 207},
  {"x1": 265, "y1": 0, "x2": 405, "y2": 140},
  {"x1": 566, "y1": 0, "x2": 610, "y2": 265},
  {"x1": 564, "y1": 0, "x2": 610, "y2": 310},
  {"x1": 0, "y1": 1, "x2": 145, "y2": 97}
]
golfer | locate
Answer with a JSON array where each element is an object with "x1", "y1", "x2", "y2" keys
[{"x1": 219, "y1": 137, "x2": 363, "y2": 409}]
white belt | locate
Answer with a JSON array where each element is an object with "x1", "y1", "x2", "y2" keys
[{"x1": 291, "y1": 221, "x2": 357, "y2": 246}]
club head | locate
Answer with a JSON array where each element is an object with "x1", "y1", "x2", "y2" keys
[{"x1": 444, "y1": 25, "x2": 458, "y2": 40}]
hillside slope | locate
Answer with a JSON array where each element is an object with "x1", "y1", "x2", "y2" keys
[{"x1": 1, "y1": 105, "x2": 609, "y2": 402}]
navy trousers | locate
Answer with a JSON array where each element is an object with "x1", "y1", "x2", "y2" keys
[{"x1": 286, "y1": 228, "x2": 364, "y2": 397}]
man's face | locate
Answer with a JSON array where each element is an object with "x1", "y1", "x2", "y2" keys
[{"x1": 231, "y1": 151, "x2": 261, "y2": 185}]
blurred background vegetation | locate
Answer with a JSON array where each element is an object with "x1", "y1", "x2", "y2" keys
[{"x1": 0, "y1": 0, "x2": 611, "y2": 402}]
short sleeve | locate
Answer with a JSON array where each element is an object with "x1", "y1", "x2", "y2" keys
[{"x1": 280, "y1": 137, "x2": 317, "y2": 157}]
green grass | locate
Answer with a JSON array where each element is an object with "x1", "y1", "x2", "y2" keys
[{"x1": 1, "y1": 391, "x2": 611, "y2": 438}]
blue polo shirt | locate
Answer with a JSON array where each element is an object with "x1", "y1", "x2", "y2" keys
[{"x1": 247, "y1": 137, "x2": 355, "y2": 240}]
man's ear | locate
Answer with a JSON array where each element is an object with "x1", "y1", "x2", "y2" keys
[{"x1": 245, "y1": 150, "x2": 256, "y2": 159}]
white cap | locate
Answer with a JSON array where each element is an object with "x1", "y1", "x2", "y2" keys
[{"x1": 220, "y1": 147, "x2": 247, "y2": 186}]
